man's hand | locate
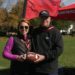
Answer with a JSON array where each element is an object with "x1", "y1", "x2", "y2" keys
[
  {"x1": 34, "y1": 54, "x2": 45, "y2": 63},
  {"x1": 27, "y1": 52, "x2": 45, "y2": 63}
]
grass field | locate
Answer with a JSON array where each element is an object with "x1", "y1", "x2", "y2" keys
[
  {"x1": 0, "y1": 37, "x2": 10, "y2": 69},
  {"x1": 0, "y1": 36, "x2": 75, "y2": 75},
  {"x1": 59, "y1": 36, "x2": 75, "y2": 68}
]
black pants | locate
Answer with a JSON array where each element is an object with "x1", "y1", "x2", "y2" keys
[
  {"x1": 11, "y1": 70, "x2": 58, "y2": 75},
  {"x1": 11, "y1": 73, "x2": 49, "y2": 75},
  {"x1": 11, "y1": 68, "x2": 58, "y2": 75}
]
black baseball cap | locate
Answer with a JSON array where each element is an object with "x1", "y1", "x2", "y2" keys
[{"x1": 39, "y1": 10, "x2": 50, "y2": 20}]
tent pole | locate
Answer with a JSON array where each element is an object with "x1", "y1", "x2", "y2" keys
[{"x1": 22, "y1": 0, "x2": 27, "y2": 18}]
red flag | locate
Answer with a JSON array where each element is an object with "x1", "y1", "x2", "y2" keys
[{"x1": 24, "y1": 0, "x2": 61, "y2": 20}]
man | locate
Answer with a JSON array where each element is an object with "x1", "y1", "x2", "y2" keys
[{"x1": 27, "y1": 10, "x2": 63, "y2": 75}]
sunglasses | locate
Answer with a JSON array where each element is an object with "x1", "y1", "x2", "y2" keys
[{"x1": 19, "y1": 26, "x2": 29, "y2": 30}]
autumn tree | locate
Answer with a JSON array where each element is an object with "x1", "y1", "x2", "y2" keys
[
  {"x1": 0, "y1": 8, "x2": 8, "y2": 29},
  {"x1": 6, "y1": 0, "x2": 24, "y2": 30},
  {"x1": 0, "y1": 0, "x2": 24, "y2": 33}
]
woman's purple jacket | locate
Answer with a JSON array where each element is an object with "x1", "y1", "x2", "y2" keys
[{"x1": 3, "y1": 37, "x2": 18, "y2": 60}]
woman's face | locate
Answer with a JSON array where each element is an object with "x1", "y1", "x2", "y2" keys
[{"x1": 19, "y1": 22, "x2": 29, "y2": 35}]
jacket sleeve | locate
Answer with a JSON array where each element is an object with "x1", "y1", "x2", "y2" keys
[
  {"x1": 3, "y1": 36, "x2": 18, "y2": 60},
  {"x1": 45, "y1": 29, "x2": 63, "y2": 61}
]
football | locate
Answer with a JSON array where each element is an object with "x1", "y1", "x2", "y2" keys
[{"x1": 27, "y1": 53, "x2": 38, "y2": 61}]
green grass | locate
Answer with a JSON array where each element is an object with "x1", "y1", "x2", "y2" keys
[
  {"x1": 0, "y1": 37, "x2": 10, "y2": 69},
  {"x1": 59, "y1": 36, "x2": 75, "y2": 68},
  {"x1": 0, "y1": 36, "x2": 75, "y2": 69}
]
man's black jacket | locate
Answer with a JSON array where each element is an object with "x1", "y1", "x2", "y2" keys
[{"x1": 31, "y1": 26, "x2": 63, "y2": 73}]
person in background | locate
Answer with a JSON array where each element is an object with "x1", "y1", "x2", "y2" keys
[
  {"x1": 27, "y1": 10, "x2": 63, "y2": 75},
  {"x1": 3, "y1": 19, "x2": 32, "y2": 75}
]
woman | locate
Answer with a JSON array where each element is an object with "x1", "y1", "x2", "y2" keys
[{"x1": 3, "y1": 19, "x2": 32, "y2": 75}]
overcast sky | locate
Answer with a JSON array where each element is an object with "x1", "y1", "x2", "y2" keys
[
  {"x1": 2, "y1": 0, "x2": 17, "y2": 8},
  {"x1": 62, "y1": 0, "x2": 75, "y2": 5}
]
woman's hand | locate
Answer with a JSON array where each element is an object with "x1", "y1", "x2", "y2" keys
[{"x1": 16, "y1": 54, "x2": 26, "y2": 61}]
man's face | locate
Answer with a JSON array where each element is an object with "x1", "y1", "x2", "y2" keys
[{"x1": 41, "y1": 17, "x2": 51, "y2": 27}]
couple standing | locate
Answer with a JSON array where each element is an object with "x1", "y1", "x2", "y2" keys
[{"x1": 3, "y1": 10, "x2": 63, "y2": 75}]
